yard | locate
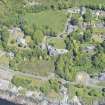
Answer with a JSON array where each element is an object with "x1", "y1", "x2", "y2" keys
[
  {"x1": 47, "y1": 37, "x2": 66, "y2": 49},
  {"x1": 24, "y1": 10, "x2": 67, "y2": 34}
]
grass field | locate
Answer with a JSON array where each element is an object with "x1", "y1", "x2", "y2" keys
[
  {"x1": 16, "y1": 59, "x2": 54, "y2": 76},
  {"x1": 24, "y1": 10, "x2": 67, "y2": 34},
  {"x1": 48, "y1": 37, "x2": 66, "y2": 49}
]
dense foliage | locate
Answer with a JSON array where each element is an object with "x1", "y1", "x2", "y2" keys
[{"x1": 0, "y1": 0, "x2": 105, "y2": 104}]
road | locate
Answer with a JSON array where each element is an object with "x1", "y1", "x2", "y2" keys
[
  {"x1": 0, "y1": 64, "x2": 104, "y2": 90},
  {"x1": 58, "y1": 77, "x2": 105, "y2": 90}
]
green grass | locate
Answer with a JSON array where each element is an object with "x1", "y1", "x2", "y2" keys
[
  {"x1": 16, "y1": 59, "x2": 54, "y2": 76},
  {"x1": 24, "y1": 10, "x2": 67, "y2": 34},
  {"x1": 11, "y1": 75, "x2": 45, "y2": 90},
  {"x1": 48, "y1": 37, "x2": 66, "y2": 49}
]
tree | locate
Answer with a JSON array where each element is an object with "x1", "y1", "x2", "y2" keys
[
  {"x1": 83, "y1": 9, "x2": 92, "y2": 23},
  {"x1": 101, "y1": 40, "x2": 105, "y2": 49},
  {"x1": 40, "y1": 83, "x2": 50, "y2": 95},
  {"x1": 55, "y1": 54, "x2": 76, "y2": 81},
  {"x1": 83, "y1": 29, "x2": 92, "y2": 42},
  {"x1": 9, "y1": 59, "x2": 16, "y2": 69},
  {"x1": 20, "y1": 19, "x2": 36, "y2": 36},
  {"x1": 88, "y1": 89, "x2": 100, "y2": 97},
  {"x1": 49, "y1": 79, "x2": 60, "y2": 92},
  {"x1": 0, "y1": 26, "x2": 9, "y2": 49},
  {"x1": 91, "y1": 53, "x2": 105, "y2": 73},
  {"x1": 65, "y1": 36, "x2": 72, "y2": 50},
  {"x1": 31, "y1": 29, "x2": 44, "y2": 45}
]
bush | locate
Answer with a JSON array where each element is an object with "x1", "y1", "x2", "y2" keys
[
  {"x1": 40, "y1": 83, "x2": 50, "y2": 94},
  {"x1": 88, "y1": 89, "x2": 100, "y2": 97},
  {"x1": 49, "y1": 79, "x2": 60, "y2": 93}
]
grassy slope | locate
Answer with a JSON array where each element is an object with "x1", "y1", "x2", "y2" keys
[
  {"x1": 17, "y1": 59, "x2": 54, "y2": 76},
  {"x1": 24, "y1": 10, "x2": 67, "y2": 34}
]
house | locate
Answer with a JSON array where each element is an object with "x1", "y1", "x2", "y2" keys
[
  {"x1": 65, "y1": 16, "x2": 78, "y2": 34},
  {"x1": 98, "y1": 73, "x2": 105, "y2": 81},
  {"x1": 82, "y1": 45, "x2": 96, "y2": 53},
  {"x1": 8, "y1": 27, "x2": 28, "y2": 48},
  {"x1": 16, "y1": 36, "x2": 27, "y2": 47},
  {"x1": 6, "y1": 52, "x2": 15, "y2": 59},
  {"x1": 66, "y1": 24, "x2": 78, "y2": 34},
  {"x1": 47, "y1": 45, "x2": 68, "y2": 56},
  {"x1": 93, "y1": 10, "x2": 105, "y2": 17},
  {"x1": 8, "y1": 27, "x2": 24, "y2": 38},
  {"x1": 80, "y1": 7, "x2": 86, "y2": 15},
  {"x1": 67, "y1": 8, "x2": 80, "y2": 14}
]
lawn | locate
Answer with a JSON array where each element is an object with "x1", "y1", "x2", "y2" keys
[
  {"x1": 24, "y1": 10, "x2": 67, "y2": 34},
  {"x1": 48, "y1": 37, "x2": 66, "y2": 49},
  {"x1": 16, "y1": 59, "x2": 54, "y2": 76},
  {"x1": 11, "y1": 75, "x2": 45, "y2": 90}
]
